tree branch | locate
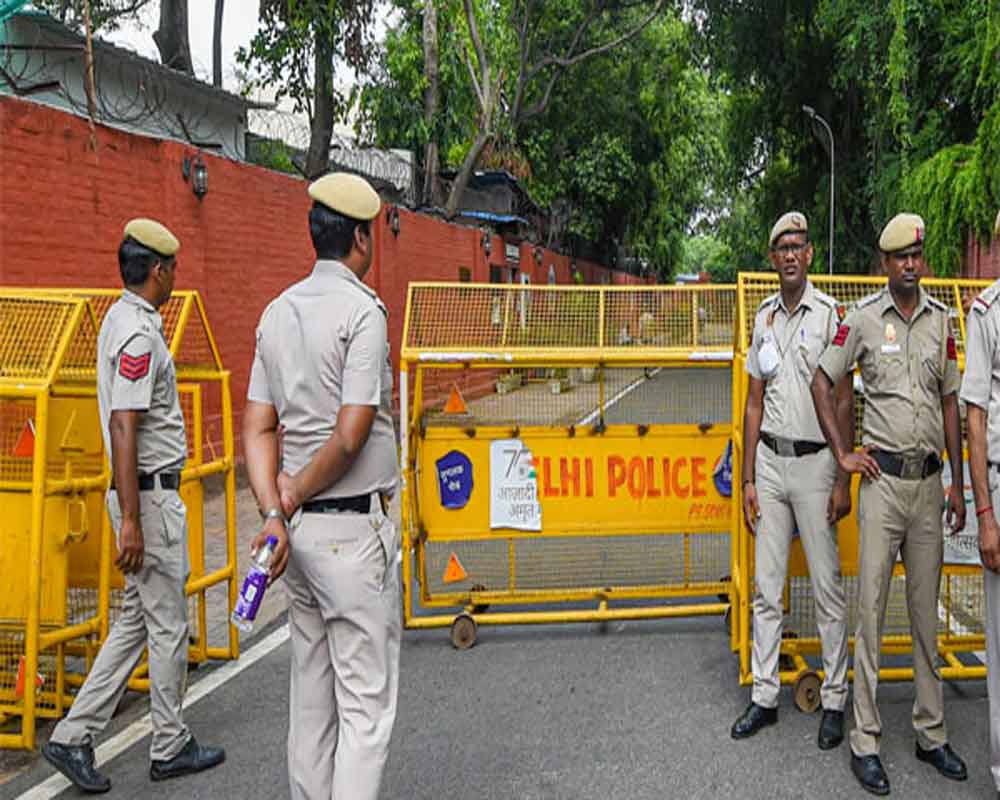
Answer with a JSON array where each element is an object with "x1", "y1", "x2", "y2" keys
[
  {"x1": 462, "y1": 0, "x2": 489, "y2": 87},
  {"x1": 518, "y1": 0, "x2": 665, "y2": 123},
  {"x1": 462, "y1": 45, "x2": 485, "y2": 110}
]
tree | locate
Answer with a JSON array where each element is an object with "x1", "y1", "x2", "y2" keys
[
  {"x1": 33, "y1": 0, "x2": 153, "y2": 34},
  {"x1": 442, "y1": 0, "x2": 667, "y2": 218},
  {"x1": 421, "y1": 0, "x2": 443, "y2": 205},
  {"x1": 152, "y1": 0, "x2": 193, "y2": 73},
  {"x1": 213, "y1": 0, "x2": 225, "y2": 88},
  {"x1": 239, "y1": 0, "x2": 377, "y2": 178}
]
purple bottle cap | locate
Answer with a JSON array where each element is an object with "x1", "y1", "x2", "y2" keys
[{"x1": 265, "y1": 535, "x2": 278, "y2": 548}]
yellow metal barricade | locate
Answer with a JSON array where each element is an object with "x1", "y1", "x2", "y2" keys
[
  {"x1": 400, "y1": 282, "x2": 736, "y2": 647},
  {"x1": 0, "y1": 288, "x2": 239, "y2": 750},
  {"x1": 730, "y1": 273, "x2": 989, "y2": 710}
]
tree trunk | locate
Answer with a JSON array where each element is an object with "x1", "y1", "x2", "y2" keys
[
  {"x1": 445, "y1": 131, "x2": 492, "y2": 219},
  {"x1": 153, "y1": 0, "x2": 194, "y2": 74},
  {"x1": 212, "y1": 0, "x2": 225, "y2": 88},
  {"x1": 305, "y1": 34, "x2": 335, "y2": 179},
  {"x1": 421, "y1": 0, "x2": 442, "y2": 207}
]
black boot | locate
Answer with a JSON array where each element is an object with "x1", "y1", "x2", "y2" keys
[
  {"x1": 730, "y1": 702, "x2": 778, "y2": 739},
  {"x1": 150, "y1": 736, "x2": 226, "y2": 781},
  {"x1": 42, "y1": 741, "x2": 111, "y2": 794},
  {"x1": 817, "y1": 709, "x2": 844, "y2": 750},
  {"x1": 851, "y1": 753, "x2": 889, "y2": 796}
]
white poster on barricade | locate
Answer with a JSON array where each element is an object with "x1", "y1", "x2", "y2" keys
[{"x1": 489, "y1": 438, "x2": 542, "y2": 531}]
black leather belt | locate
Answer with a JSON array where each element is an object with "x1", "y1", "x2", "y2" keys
[
  {"x1": 302, "y1": 493, "x2": 382, "y2": 515},
  {"x1": 110, "y1": 472, "x2": 181, "y2": 492},
  {"x1": 760, "y1": 432, "x2": 827, "y2": 458},
  {"x1": 871, "y1": 450, "x2": 942, "y2": 480}
]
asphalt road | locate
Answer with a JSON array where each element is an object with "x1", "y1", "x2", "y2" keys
[{"x1": 4, "y1": 613, "x2": 995, "y2": 800}]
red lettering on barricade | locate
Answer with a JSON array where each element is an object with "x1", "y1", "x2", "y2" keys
[
  {"x1": 691, "y1": 457, "x2": 707, "y2": 498},
  {"x1": 672, "y1": 457, "x2": 690, "y2": 499},
  {"x1": 608, "y1": 456, "x2": 626, "y2": 497},
  {"x1": 542, "y1": 458, "x2": 560, "y2": 497},
  {"x1": 645, "y1": 457, "x2": 661, "y2": 498},
  {"x1": 560, "y1": 457, "x2": 580, "y2": 497},
  {"x1": 662, "y1": 458, "x2": 672, "y2": 497},
  {"x1": 628, "y1": 457, "x2": 645, "y2": 499},
  {"x1": 584, "y1": 458, "x2": 594, "y2": 497}
]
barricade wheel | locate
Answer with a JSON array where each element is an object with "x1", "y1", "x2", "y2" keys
[
  {"x1": 793, "y1": 671, "x2": 822, "y2": 713},
  {"x1": 450, "y1": 613, "x2": 477, "y2": 650}
]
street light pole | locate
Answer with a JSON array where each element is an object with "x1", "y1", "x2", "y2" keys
[{"x1": 802, "y1": 105, "x2": 835, "y2": 275}]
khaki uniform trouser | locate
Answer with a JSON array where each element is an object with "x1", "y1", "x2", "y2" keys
[
  {"x1": 285, "y1": 497, "x2": 402, "y2": 800},
  {"x1": 984, "y1": 470, "x2": 1000, "y2": 790},
  {"x1": 751, "y1": 444, "x2": 848, "y2": 710},
  {"x1": 850, "y1": 471, "x2": 947, "y2": 756},
  {"x1": 50, "y1": 487, "x2": 191, "y2": 761}
]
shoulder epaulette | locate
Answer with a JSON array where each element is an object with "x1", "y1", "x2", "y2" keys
[
  {"x1": 811, "y1": 288, "x2": 838, "y2": 309},
  {"x1": 926, "y1": 294, "x2": 948, "y2": 312},
  {"x1": 971, "y1": 279, "x2": 1000, "y2": 315},
  {"x1": 756, "y1": 293, "x2": 779, "y2": 313},
  {"x1": 855, "y1": 290, "x2": 883, "y2": 310}
]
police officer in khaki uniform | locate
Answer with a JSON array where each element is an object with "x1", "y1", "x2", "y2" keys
[
  {"x1": 959, "y1": 208, "x2": 1000, "y2": 798},
  {"x1": 812, "y1": 213, "x2": 967, "y2": 795},
  {"x1": 43, "y1": 220, "x2": 224, "y2": 793},
  {"x1": 243, "y1": 173, "x2": 400, "y2": 800},
  {"x1": 731, "y1": 212, "x2": 852, "y2": 749}
]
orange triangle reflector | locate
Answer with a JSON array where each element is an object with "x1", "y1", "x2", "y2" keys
[
  {"x1": 14, "y1": 655, "x2": 44, "y2": 699},
  {"x1": 443, "y1": 385, "x2": 467, "y2": 415},
  {"x1": 442, "y1": 552, "x2": 468, "y2": 584},
  {"x1": 12, "y1": 419, "x2": 35, "y2": 458}
]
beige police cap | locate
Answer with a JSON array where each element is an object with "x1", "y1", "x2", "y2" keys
[
  {"x1": 123, "y1": 218, "x2": 179, "y2": 257},
  {"x1": 769, "y1": 211, "x2": 808, "y2": 248},
  {"x1": 879, "y1": 212, "x2": 925, "y2": 253},
  {"x1": 308, "y1": 172, "x2": 381, "y2": 221}
]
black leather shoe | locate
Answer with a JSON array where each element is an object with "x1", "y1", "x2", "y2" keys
[
  {"x1": 150, "y1": 736, "x2": 225, "y2": 782},
  {"x1": 42, "y1": 741, "x2": 110, "y2": 794},
  {"x1": 817, "y1": 709, "x2": 844, "y2": 750},
  {"x1": 916, "y1": 743, "x2": 968, "y2": 781},
  {"x1": 730, "y1": 703, "x2": 778, "y2": 739},
  {"x1": 851, "y1": 754, "x2": 890, "y2": 796}
]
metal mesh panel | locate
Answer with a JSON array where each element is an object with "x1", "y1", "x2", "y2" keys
[
  {"x1": 423, "y1": 366, "x2": 733, "y2": 428},
  {"x1": 0, "y1": 629, "x2": 59, "y2": 713},
  {"x1": 0, "y1": 399, "x2": 36, "y2": 483},
  {"x1": 0, "y1": 297, "x2": 75, "y2": 380},
  {"x1": 603, "y1": 288, "x2": 736, "y2": 349},
  {"x1": 57, "y1": 308, "x2": 99, "y2": 382},
  {"x1": 404, "y1": 284, "x2": 736, "y2": 354},
  {"x1": 781, "y1": 573, "x2": 985, "y2": 641},
  {"x1": 426, "y1": 532, "x2": 730, "y2": 595}
]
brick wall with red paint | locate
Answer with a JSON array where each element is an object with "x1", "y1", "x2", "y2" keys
[
  {"x1": 964, "y1": 234, "x2": 1000, "y2": 280},
  {"x1": 0, "y1": 95, "x2": 650, "y2": 452}
]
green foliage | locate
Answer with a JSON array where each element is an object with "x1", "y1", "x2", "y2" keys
[{"x1": 31, "y1": 0, "x2": 153, "y2": 33}]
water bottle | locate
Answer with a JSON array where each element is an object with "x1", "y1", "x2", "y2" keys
[{"x1": 231, "y1": 535, "x2": 278, "y2": 633}]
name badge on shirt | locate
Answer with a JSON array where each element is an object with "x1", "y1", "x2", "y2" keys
[{"x1": 880, "y1": 344, "x2": 901, "y2": 354}]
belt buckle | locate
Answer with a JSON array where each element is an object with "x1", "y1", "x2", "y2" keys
[
  {"x1": 900, "y1": 458, "x2": 922, "y2": 480},
  {"x1": 775, "y1": 437, "x2": 796, "y2": 458}
]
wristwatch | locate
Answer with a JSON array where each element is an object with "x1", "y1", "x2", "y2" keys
[{"x1": 261, "y1": 507, "x2": 286, "y2": 524}]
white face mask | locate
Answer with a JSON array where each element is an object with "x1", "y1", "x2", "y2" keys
[{"x1": 757, "y1": 335, "x2": 781, "y2": 378}]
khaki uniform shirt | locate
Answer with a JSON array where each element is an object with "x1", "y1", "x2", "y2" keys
[
  {"x1": 97, "y1": 290, "x2": 187, "y2": 474},
  {"x1": 960, "y1": 279, "x2": 1000, "y2": 462},
  {"x1": 747, "y1": 280, "x2": 840, "y2": 442},
  {"x1": 818, "y1": 286, "x2": 960, "y2": 455},
  {"x1": 247, "y1": 259, "x2": 398, "y2": 499}
]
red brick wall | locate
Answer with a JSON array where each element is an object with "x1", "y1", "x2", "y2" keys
[
  {"x1": 964, "y1": 233, "x2": 1000, "y2": 280},
  {"x1": 0, "y1": 95, "x2": 651, "y2": 452}
]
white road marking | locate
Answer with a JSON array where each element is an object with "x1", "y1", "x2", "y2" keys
[
  {"x1": 17, "y1": 624, "x2": 290, "y2": 800},
  {"x1": 576, "y1": 368, "x2": 662, "y2": 427}
]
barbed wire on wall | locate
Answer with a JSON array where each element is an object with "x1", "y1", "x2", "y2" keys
[{"x1": 0, "y1": 13, "x2": 247, "y2": 157}]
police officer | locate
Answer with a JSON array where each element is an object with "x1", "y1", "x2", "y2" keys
[
  {"x1": 731, "y1": 212, "x2": 852, "y2": 749},
  {"x1": 243, "y1": 173, "x2": 400, "y2": 800},
  {"x1": 43, "y1": 219, "x2": 225, "y2": 793},
  {"x1": 812, "y1": 213, "x2": 967, "y2": 795},
  {"x1": 959, "y1": 208, "x2": 1000, "y2": 799}
]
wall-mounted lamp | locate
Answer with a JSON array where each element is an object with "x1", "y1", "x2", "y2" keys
[
  {"x1": 182, "y1": 153, "x2": 208, "y2": 200},
  {"x1": 386, "y1": 205, "x2": 400, "y2": 236},
  {"x1": 481, "y1": 229, "x2": 492, "y2": 257}
]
